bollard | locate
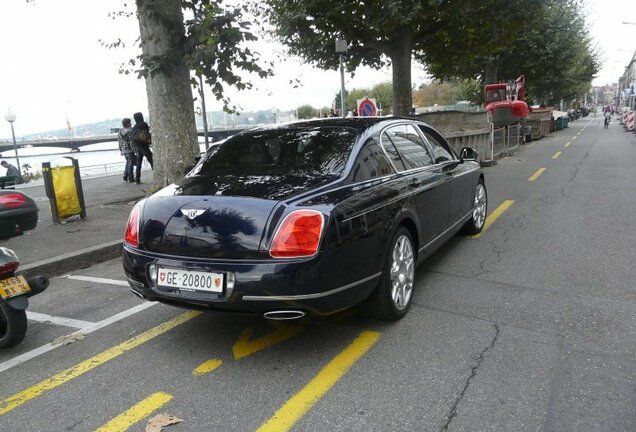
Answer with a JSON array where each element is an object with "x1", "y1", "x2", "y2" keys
[{"x1": 42, "y1": 157, "x2": 87, "y2": 224}]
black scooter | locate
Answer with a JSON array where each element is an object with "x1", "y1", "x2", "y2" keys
[{"x1": 0, "y1": 189, "x2": 48, "y2": 348}]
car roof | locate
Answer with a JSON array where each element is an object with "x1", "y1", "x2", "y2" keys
[{"x1": 246, "y1": 116, "x2": 422, "y2": 132}]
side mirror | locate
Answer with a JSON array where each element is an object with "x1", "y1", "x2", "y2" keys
[
  {"x1": 459, "y1": 147, "x2": 479, "y2": 162},
  {"x1": 0, "y1": 191, "x2": 39, "y2": 239}
]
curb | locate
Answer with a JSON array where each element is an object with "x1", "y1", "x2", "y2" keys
[{"x1": 19, "y1": 239, "x2": 123, "y2": 278}]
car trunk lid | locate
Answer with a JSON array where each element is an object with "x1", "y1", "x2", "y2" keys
[{"x1": 139, "y1": 174, "x2": 335, "y2": 258}]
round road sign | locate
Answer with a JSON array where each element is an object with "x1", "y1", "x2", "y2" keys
[{"x1": 358, "y1": 98, "x2": 378, "y2": 117}]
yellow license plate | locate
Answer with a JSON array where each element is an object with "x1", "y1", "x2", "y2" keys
[{"x1": 0, "y1": 275, "x2": 31, "y2": 299}]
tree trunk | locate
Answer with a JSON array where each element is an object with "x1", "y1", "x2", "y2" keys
[
  {"x1": 390, "y1": 40, "x2": 413, "y2": 116},
  {"x1": 136, "y1": 0, "x2": 199, "y2": 190},
  {"x1": 484, "y1": 62, "x2": 498, "y2": 85}
]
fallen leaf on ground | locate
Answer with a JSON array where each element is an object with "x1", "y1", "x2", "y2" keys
[
  {"x1": 145, "y1": 414, "x2": 183, "y2": 432},
  {"x1": 52, "y1": 333, "x2": 85, "y2": 346}
]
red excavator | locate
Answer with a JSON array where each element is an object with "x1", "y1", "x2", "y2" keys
[{"x1": 485, "y1": 75, "x2": 529, "y2": 126}]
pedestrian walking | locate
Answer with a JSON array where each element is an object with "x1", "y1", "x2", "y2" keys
[
  {"x1": 131, "y1": 112, "x2": 153, "y2": 184},
  {"x1": 117, "y1": 118, "x2": 136, "y2": 183},
  {"x1": 1, "y1": 160, "x2": 23, "y2": 184}
]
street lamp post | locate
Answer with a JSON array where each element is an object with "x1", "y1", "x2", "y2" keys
[
  {"x1": 335, "y1": 39, "x2": 348, "y2": 118},
  {"x1": 198, "y1": 74, "x2": 210, "y2": 151},
  {"x1": 3, "y1": 109, "x2": 21, "y2": 175}
]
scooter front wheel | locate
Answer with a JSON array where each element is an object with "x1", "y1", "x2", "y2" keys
[{"x1": 0, "y1": 302, "x2": 27, "y2": 348}]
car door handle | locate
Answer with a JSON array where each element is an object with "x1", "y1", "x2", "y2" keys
[{"x1": 408, "y1": 178, "x2": 421, "y2": 188}]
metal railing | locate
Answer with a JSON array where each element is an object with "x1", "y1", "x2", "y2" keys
[
  {"x1": 489, "y1": 124, "x2": 522, "y2": 160},
  {"x1": 79, "y1": 160, "x2": 151, "y2": 177}
]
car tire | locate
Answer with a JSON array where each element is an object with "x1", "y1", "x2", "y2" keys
[
  {"x1": 365, "y1": 227, "x2": 415, "y2": 321},
  {"x1": 0, "y1": 302, "x2": 27, "y2": 348},
  {"x1": 462, "y1": 180, "x2": 488, "y2": 235}
]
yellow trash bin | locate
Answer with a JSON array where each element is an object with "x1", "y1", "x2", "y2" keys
[{"x1": 42, "y1": 157, "x2": 87, "y2": 224}]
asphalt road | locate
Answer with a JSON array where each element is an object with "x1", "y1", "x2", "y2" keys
[{"x1": 1, "y1": 117, "x2": 634, "y2": 431}]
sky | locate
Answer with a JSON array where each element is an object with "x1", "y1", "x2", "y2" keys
[{"x1": 0, "y1": 0, "x2": 635, "y2": 137}]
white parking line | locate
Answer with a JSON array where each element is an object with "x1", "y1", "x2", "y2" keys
[
  {"x1": 65, "y1": 275, "x2": 129, "y2": 287},
  {"x1": 26, "y1": 312, "x2": 93, "y2": 329},
  {"x1": 0, "y1": 302, "x2": 156, "y2": 374}
]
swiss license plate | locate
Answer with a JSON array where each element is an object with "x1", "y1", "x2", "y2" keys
[
  {"x1": 0, "y1": 275, "x2": 31, "y2": 299},
  {"x1": 157, "y1": 267, "x2": 224, "y2": 293}
]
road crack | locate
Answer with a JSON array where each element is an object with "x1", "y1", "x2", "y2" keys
[
  {"x1": 440, "y1": 323, "x2": 500, "y2": 432},
  {"x1": 560, "y1": 148, "x2": 591, "y2": 197}
]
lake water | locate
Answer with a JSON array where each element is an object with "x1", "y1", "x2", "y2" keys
[{"x1": 0, "y1": 140, "x2": 211, "y2": 177}]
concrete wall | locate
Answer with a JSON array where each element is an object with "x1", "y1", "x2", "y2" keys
[
  {"x1": 445, "y1": 129, "x2": 492, "y2": 163},
  {"x1": 411, "y1": 111, "x2": 489, "y2": 134},
  {"x1": 528, "y1": 109, "x2": 552, "y2": 121}
]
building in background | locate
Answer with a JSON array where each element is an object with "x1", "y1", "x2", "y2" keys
[{"x1": 617, "y1": 50, "x2": 636, "y2": 109}]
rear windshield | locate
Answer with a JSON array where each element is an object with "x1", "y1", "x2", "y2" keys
[{"x1": 190, "y1": 126, "x2": 357, "y2": 177}]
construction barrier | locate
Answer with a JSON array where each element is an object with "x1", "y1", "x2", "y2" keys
[{"x1": 626, "y1": 111, "x2": 634, "y2": 131}]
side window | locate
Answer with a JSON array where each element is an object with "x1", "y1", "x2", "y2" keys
[
  {"x1": 383, "y1": 124, "x2": 433, "y2": 171},
  {"x1": 418, "y1": 126, "x2": 455, "y2": 163},
  {"x1": 351, "y1": 139, "x2": 394, "y2": 181},
  {"x1": 380, "y1": 131, "x2": 406, "y2": 172}
]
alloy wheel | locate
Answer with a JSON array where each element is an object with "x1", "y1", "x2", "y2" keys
[
  {"x1": 390, "y1": 235, "x2": 414, "y2": 310},
  {"x1": 472, "y1": 183, "x2": 487, "y2": 229}
]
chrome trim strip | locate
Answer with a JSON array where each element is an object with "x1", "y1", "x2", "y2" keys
[
  {"x1": 449, "y1": 168, "x2": 477, "y2": 179},
  {"x1": 418, "y1": 211, "x2": 472, "y2": 253},
  {"x1": 242, "y1": 272, "x2": 382, "y2": 301}
]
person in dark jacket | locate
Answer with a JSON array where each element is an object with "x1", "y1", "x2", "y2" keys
[
  {"x1": 1, "y1": 160, "x2": 23, "y2": 184},
  {"x1": 131, "y1": 112, "x2": 153, "y2": 184},
  {"x1": 118, "y1": 118, "x2": 135, "y2": 182}
]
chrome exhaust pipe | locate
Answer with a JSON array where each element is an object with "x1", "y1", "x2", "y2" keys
[
  {"x1": 263, "y1": 310, "x2": 306, "y2": 320},
  {"x1": 129, "y1": 289, "x2": 145, "y2": 300}
]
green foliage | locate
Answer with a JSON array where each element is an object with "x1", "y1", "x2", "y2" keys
[
  {"x1": 453, "y1": 79, "x2": 484, "y2": 105},
  {"x1": 111, "y1": 1, "x2": 273, "y2": 112},
  {"x1": 334, "y1": 90, "x2": 348, "y2": 112},
  {"x1": 412, "y1": 80, "x2": 484, "y2": 107},
  {"x1": 264, "y1": 0, "x2": 452, "y2": 115},
  {"x1": 184, "y1": 1, "x2": 273, "y2": 111},
  {"x1": 413, "y1": 82, "x2": 456, "y2": 107},
  {"x1": 420, "y1": 0, "x2": 599, "y2": 105},
  {"x1": 296, "y1": 104, "x2": 318, "y2": 119}
]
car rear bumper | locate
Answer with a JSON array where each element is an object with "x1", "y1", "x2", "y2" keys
[{"x1": 123, "y1": 246, "x2": 380, "y2": 316}]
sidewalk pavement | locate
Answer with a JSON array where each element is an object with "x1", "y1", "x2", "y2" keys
[{"x1": 3, "y1": 170, "x2": 154, "y2": 278}]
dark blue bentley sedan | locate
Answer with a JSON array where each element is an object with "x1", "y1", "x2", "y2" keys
[{"x1": 122, "y1": 117, "x2": 487, "y2": 320}]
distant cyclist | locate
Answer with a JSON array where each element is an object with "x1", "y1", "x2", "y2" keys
[{"x1": 603, "y1": 106, "x2": 611, "y2": 128}]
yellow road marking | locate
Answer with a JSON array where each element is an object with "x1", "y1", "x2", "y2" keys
[
  {"x1": 564, "y1": 141, "x2": 571, "y2": 148},
  {"x1": 552, "y1": 151, "x2": 562, "y2": 159},
  {"x1": 528, "y1": 167, "x2": 546, "y2": 181},
  {"x1": 233, "y1": 321, "x2": 304, "y2": 360},
  {"x1": 470, "y1": 200, "x2": 514, "y2": 239},
  {"x1": 95, "y1": 392, "x2": 173, "y2": 432},
  {"x1": 193, "y1": 359, "x2": 223, "y2": 376},
  {"x1": 0, "y1": 311, "x2": 200, "y2": 416},
  {"x1": 571, "y1": 136, "x2": 577, "y2": 141},
  {"x1": 256, "y1": 331, "x2": 381, "y2": 432}
]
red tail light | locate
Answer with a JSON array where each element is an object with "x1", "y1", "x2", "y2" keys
[
  {"x1": 124, "y1": 205, "x2": 141, "y2": 247},
  {"x1": 0, "y1": 261, "x2": 19, "y2": 276},
  {"x1": 270, "y1": 210, "x2": 324, "y2": 258},
  {"x1": 0, "y1": 193, "x2": 26, "y2": 209}
]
